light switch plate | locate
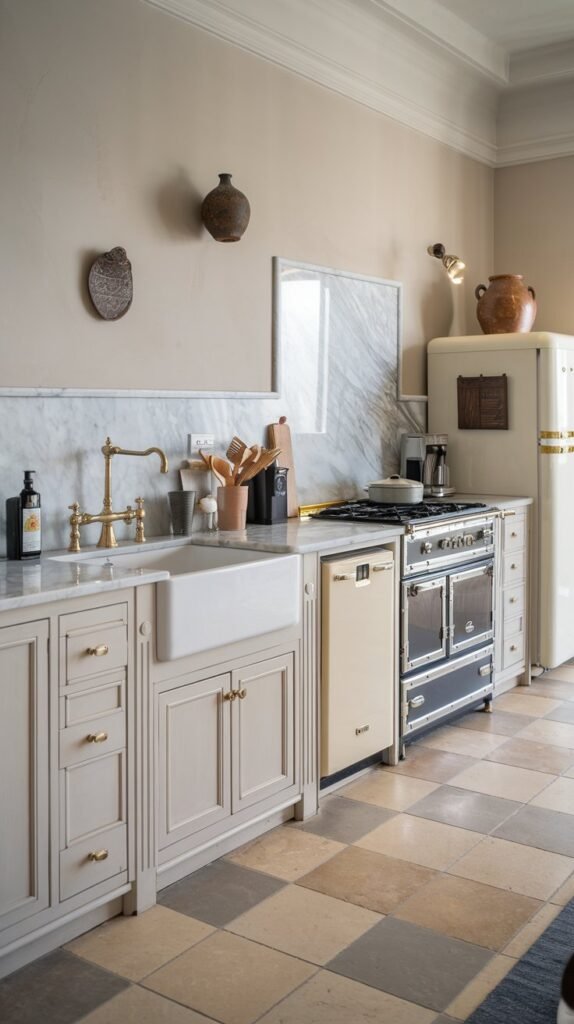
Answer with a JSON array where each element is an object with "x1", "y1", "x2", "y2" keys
[{"x1": 188, "y1": 433, "x2": 215, "y2": 455}]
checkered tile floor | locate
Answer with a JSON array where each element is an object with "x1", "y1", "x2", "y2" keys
[{"x1": 3, "y1": 668, "x2": 574, "y2": 1023}]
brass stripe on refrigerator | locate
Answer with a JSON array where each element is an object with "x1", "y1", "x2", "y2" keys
[
  {"x1": 539, "y1": 431, "x2": 574, "y2": 439},
  {"x1": 539, "y1": 445, "x2": 574, "y2": 455}
]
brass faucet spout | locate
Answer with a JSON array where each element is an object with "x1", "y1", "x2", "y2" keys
[{"x1": 106, "y1": 443, "x2": 169, "y2": 473}]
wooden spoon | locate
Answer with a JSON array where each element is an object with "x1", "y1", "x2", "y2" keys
[
  {"x1": 237, "y1": 448, "x2": 282, "y2": 485},
  {"x1": 210, "y1": 455, "x2": 234, "y2": 487}
]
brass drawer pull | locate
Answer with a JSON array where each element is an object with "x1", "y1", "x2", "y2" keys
[
  {"x1": 86, "y1": 731, "x2": 108, "y2": 744},
  {"x1": 511, "y1": 531, "x2": 518, "y2": 538},
  {"x1": 509, "y1": 597, "x2": 517, "y2": 604},
  {"x1": 237, "y1": 688, "x2": 247, "y2": 700},
  {"x1": 86, "y1": 644, "x2": 109, "y2": 657},
  {"x1": 510, "y1": 644, "x2": 518, "y2": 652},
  {"x1": 409, "y1": 694, "x2": 425, "y2": 709},
  {"x1": 510, "y1": 563, "x2": 518, "y2": 570},
  {"x1": 372, "y1": 563, "x2": 393, "y2": 572},
  {"x1": 87, "y1": 849, "x2": 109, "y2": 863}
]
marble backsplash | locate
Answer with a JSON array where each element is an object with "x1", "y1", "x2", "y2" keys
[
  {"x1": 0, "y1": 392, "x2": 425, "y2": 553},
  {"x1": 0, "y1": 263, "x2": 426, "y2": 553}
]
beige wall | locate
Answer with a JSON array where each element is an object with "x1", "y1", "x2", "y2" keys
[
  {"x1": 495, "y1": 156, "x2": 574, "y2": 335},
  {"x1": 0, "y1": 0, "x2": 493, "y2": 396}
]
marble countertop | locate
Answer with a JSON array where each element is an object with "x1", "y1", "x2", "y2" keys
[
  {"x1": 0, "y1": 556, "x2": 169, "y2": 613},
  {"x1": 0, "y1": 493, "x2": 532, "y2": 611}
]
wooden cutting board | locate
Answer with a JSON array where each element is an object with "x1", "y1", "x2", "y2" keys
[{"x1": 267, "y1": 416, "x2": 298, "y2": 517}]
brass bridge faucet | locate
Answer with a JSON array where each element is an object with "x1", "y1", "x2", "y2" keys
[{"x1": 68, "y1": 437, "x2": 169, "y2": 552}]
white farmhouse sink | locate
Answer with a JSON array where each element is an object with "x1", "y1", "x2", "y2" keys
[{"x1": 60, "y1": 544, "x2": 301, "y2": 661}]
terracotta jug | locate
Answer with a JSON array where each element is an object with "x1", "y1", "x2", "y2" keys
[{"x1": 475, "y1": 275, "x2": 536, "y2": 334}]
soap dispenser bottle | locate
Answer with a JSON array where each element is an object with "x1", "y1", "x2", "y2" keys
[{"x1": 6, "y1": 471, "x2": 42, "y2": 559}]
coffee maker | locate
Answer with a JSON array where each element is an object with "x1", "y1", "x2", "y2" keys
[{"x1": 423, "y1": 434, "x2": 454, "y2": 497}]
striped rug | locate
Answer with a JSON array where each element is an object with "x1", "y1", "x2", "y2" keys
[{"x1": 467, "y1": 900, "x2": 574, "y2": 1023}]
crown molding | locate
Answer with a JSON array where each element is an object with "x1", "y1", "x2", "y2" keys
[
  {"x1": 510, "y1": 40, "x2": 574, "y2": 87},
  {"x1": 497, "y1": 131, "x2": 574, "y2": 167},
  {"x1": 144, "y1": 0, "x2": 498, "y2": 165}
]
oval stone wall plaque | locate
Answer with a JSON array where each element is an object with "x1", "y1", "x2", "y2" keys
[{"x1": 88, "y1": 247, "x2": 133, "y2": 320}]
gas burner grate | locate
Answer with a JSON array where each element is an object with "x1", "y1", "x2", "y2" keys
[{"x1": 312, "y1": 499, "x2": 488, "y2": 525}]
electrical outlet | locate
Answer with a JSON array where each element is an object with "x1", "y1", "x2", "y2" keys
[{"x1": 188, "y1": 433, "x2": 215, "y2": 455}]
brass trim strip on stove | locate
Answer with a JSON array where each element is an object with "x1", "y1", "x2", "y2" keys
[
  {"x1": 298, "y1": 500, "x2": 348, "y2": 517},
  {"x1": 539, "y1": 445, "x2": 574, "y2": 454},
  {"x1": 539, "y1": 430, "x2": 574, "y2": 439}
]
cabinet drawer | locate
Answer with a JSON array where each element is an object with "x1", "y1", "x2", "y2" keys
[
  {"x1": 60, "y1": 710, "x2": 125, "y2": 768},
  {"x1": 504, "y1": 614, "x2": 524, "y2": 640},
  {"x1": 503, "y1": 550, "x2": 525, "y2": 586},
  {"x1": 61, "y1": 750, "x2": 126, "y2": 847},
  {"x1": 60, "y1": 605, "x2": 128, "y2": 685},
  {"x1": 503, "y1": 584, "x2": 525, "y2": 618},
  {"x1": 60, "y1": 824, "x2": 127, "y2": 902},
  {"x1": 61, "y1": 676, "x2": 125, "y2": 728},
  {"x1": 503, "y1": 632, "x2": 525, "y2": 670},
  {"x1": 503, "y1": 515, "x2": 526, "y2": 552}
]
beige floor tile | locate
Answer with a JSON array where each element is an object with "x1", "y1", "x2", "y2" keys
[
  {"x1": 503, "y1": 902, "x2": 562, "y2": 957},
  {"x1": 297, "y1": 844, "x2": 436, "y2": 914},
  {"x1": 445, "y1": 956, "x2": 516, "y2": 1021},
  {"x1": 523, "y1": 679, "x2": 574, "y2": 701},
  {"x1": 447, "y1": 760, "x2": 555, "y2": 802},
  {"x1": 143, "y1": 930, "x2": 316, "y2": 1024},
  {"x1": 226, "y1": 825, "x2": 344, "y2": 880},
  {"x1": 386, "y1": 747, "x2": 477, "y2": 783},
  {"x1": 449, "y1": 835, "x2": 574, "y2": 900},
  {"x1": 355, "y1": 813, "x2": 482, "y2": 870},
  {"x1": 258, "y1": 970, "x2": 436, "y2": 1024},
  {"x1": 79, "y1": 986, "x2": 215, "y2": 1023},
  {"x1": 341, "y1": 771, "x2": 438, "y2": 811},
  {"x1": 418, "y1": 725, "x2": 507, "y2": 758},
  {"x1": 518, "y1": 718, "x2": 574, "y2": 749},
  {"x1": 550, "y1": 871, "x2": 574, "y2": 905},
  {"x1": 485, "y1": 736, "x2": 574, "y2": 775},
  {"x1": 227, "y1": 880, "x2": 380, "y2": 964},
  {"x1": 65, "y1": 905, "x2": 214, "y2": 981},
  {"x1": 395, "y1": 874, "x2": 541, "y2": 951},
  {"x1": 493, "y1": 692, "x2": 562, "y2": 717},
  {"x1": 530, "y1": 776, "x2": 574, "y2": 815},
  {"x1": 543, "y1": 665, "x2": 574, "y2": 684}
]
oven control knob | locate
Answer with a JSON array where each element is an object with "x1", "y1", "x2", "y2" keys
[
  {"x1": 421, "y1": 541, "x2": 433, "y2": 554},
  {"x1": 438, "y1": 539, "x2": 450, "y2": 549}
]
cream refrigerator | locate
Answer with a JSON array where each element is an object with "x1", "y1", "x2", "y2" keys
[{"x1": 427, "y1": 331, "x2": 574, "y2": 670}]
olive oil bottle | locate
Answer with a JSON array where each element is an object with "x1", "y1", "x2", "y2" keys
[{"x1": 6, "y1": 471, "x2": 42, "y2": 559}]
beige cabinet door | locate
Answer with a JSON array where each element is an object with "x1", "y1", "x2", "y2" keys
[
  {"x1": 158, "y1": 673, "x2": 231, "y2": 850},
  {"x1": 0, "y1": 619, "x2": 50, "y2": 930},
  {"x1": 231, "y1": 654, "x2": 296, "y2": 814}
]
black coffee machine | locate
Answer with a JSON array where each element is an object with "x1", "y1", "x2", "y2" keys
[{"x1": 247, "y1": 465, "x2": 288, "y2": 524}]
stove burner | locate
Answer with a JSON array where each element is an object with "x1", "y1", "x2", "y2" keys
[{"x1": 312, "y1": 499, "x2": 488, "y2": 525}]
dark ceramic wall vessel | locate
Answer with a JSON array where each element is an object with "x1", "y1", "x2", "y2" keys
[
  {"x1": 88, "y1": 247, "x2": 133, "y2": 320},
  {"x1": 201, "y1": 173, "x2": 251, "y2": 242}
]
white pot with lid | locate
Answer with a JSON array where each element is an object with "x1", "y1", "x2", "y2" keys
[{"x1": 366, "y1": 474, "x2": 424, "y2": 504}]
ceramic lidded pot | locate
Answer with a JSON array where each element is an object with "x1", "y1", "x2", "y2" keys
[
  {"x1": 201, "y1": 173, "x2": 251, "y2": 242},
  {"x1": 475, "y1": 274, "x2": 537, "y2": 334}
]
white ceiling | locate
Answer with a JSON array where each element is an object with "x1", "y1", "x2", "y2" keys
[{"x1": 434, "y1": 0, "x2": 574, "y2": 54}]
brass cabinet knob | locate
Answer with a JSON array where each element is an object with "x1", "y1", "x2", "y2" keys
[
  {"x1": 510, "y1": 563, "x2": 517, "y2": 570},
  {"x1": 237, "y1": 688, "x2": 247, "y2": 700},
  {"x1": 510, "y1": 644, "x2": 518, "y2": 651},
  {"x1": 511, "y1": 531, "x2": 518, "y2": 538},
  {"x1": 86, "y1": 644, "x2": 109, "y2": 657},
  {"x1": 86, "y1": 731, "x2": 108, "y2": 744},
  {"x1": 509, "y1": 597, "x2": 517, "y2": 604},
  {"x1": 87, "y1": 849, "x2": 109, "y2": 863},
  {"x1": 223, "y1": 691, "x2": 236, "y2": 702}
]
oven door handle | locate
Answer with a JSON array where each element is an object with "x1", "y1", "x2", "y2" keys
[{"x1": 409, "y1": 581, "x2": 443, "y2": 596}]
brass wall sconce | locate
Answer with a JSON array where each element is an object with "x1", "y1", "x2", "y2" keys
[
  {"x1": 427, "y1": 242, "x2": 465, "y2": 285},
  {"x1": 201, "y1": 173, "x2": 251, "y2": 242}
]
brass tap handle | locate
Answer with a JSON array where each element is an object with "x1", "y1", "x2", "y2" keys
[
  {"x1": 135, "y1": 497, "x2": 146, "y2": 543},
  {"x1": 68, "y1": 503, "x2": 82, "y2": 553}
]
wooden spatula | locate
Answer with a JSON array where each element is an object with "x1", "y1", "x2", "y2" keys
[{"x1": 237, "y1": 447, "x2": 282, "y2": 485}]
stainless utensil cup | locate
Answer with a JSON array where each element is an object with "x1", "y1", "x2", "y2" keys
[{"x1": 168, "y1": 491, "x2": 196, "y2": 535}]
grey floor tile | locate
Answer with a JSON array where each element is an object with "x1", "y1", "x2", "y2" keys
[
  {"x1": 290, "y1": 796, "x2": 395, "y2": 844},
  {"x1": 454, "y1": 709, "x2": 531, "y2": 736},
  {"x1": 493, "y1": 803, "x2": 574, "y2": 856},
  {"x1": 0, "y1": 949, "x2": 129, "y2": 1024},
  {"x1": 158, "y1": 859, "x2": 285, "y2": 926},
  {"x1": 327, "y1": 917, "x2": 492, "y2": 1012},
  {"x1": 545, "y1": 703, "x2": 574, "y2": 724},
  {"x1": 408, "y1": 785, "x2": 521, "y2": 833}
]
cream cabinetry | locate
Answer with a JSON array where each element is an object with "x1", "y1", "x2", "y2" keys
[
  {"x1": 494, "y1": 508, "x2": 530, "y2": 691},
  {"x1": 156, "y1": 651, "x2": 298, "y2": 876},
  {"x1": 0, "y1": 620, "x2": 50, "y2": 932}
]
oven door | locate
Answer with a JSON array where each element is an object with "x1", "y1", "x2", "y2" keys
[
  {"x1": 401, "y1": 575, "x2": 447, "y2": 673},
  {"x1": 449, "y1": 562, "x2": 494, "y2": 656}
]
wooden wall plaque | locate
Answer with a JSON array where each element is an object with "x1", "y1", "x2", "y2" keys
[{"x1": 457, "y1": 374, "x2": 508, "y2": 430}]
